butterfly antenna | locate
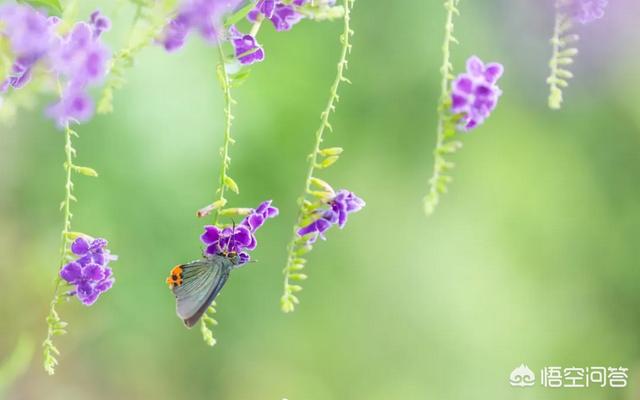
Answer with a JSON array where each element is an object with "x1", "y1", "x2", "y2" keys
[{"x1": 229, "y1": 219, "x2": 237, "y2": 253}]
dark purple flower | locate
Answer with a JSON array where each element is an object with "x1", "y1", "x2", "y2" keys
[
  {"x1": 160, "y1": 0, "x2": 243, "y2": 52},
  {"x1": 242, "y1": 200, "x2": 279, "y2": 232},
  {"x1": 229, "y1": 25, "x2": 265, "y2": 65},
  {"x1": 450, "y1": 56, "x2": 503, "y2": 132},
  {"x1": 200, "y1": 200, "x2": 278, "y2": 265},
  {"x1": 297, "y1": 218, "x2": 332, "y2": 243},
  {"x1": 297, "y1": 189, "x2": 365, "y2": 243},
  {"x1": 247, "y1": 0, "x2": 305, "y2": 31},
  {"x1": 270, "y1": 4, "x2": 304, "y2": 31},
  {"x1": 565, "y1": 0, "x2": 608, "y2": 24},
  {"x1": 89, "y1": 10, "x2": 111, "y2": 38},
  {"x1": 60, "y1": 237, "x2": 116, "y2": 306}
]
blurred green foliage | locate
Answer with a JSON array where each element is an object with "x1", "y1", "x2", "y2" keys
[{"x1": 0, "y1": 0, "x2": 639, "y2": 399}]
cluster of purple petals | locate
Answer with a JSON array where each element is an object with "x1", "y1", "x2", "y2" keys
[
  {"x1": 60, "y1": 237, "x2": 116, "y2": 306},
  {"x1": 297, "y1": 189, "x2": 365, "y2": 243},
  {"x1": 0, "y1": 5, "x2": 57, "y2": 92},
  {"x1": 200, "y1": 200, "x2": 279, "y2": 265},
  {"x1": 450, "y1": 56, "x2": 503, "y2": 132},
  {"x1": 160, "y1": 0, "x2": 243, "y2": 51},
  {"x1": 47, "y1": 13, "x2": 111, "y2": 127},
  {"x1": 0, "y1": 5, "x2": 111, "y2": 127},
  {"x1": 565, "y1": 0, "x2": 608, "y2": 24}
]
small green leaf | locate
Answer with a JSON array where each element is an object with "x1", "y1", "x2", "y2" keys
[
  {"x1": 319, "y1": 147, "x2": 344, "y2": 157},
  {"x1": 316, "y1": 156, "x2": 339, "y2": 169},
  {"x1": 224, "y1": 176, "x2": 239, "y2": 194},
  {"x1": 309, "y1": 177, "x2": 334, "y2": 193},
  {"x1": 74, "y1": 166, "x2": 99, "y2": 177}
]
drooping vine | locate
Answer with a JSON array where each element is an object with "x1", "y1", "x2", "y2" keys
[
  {"x1": 280, "y1": 0, "x2": 364, "y2": 314},
  {"x1": 546, "y1": 0, "x2": 608, "y2": 109},
  {"x1": 423, "y1": 0, "x2": 504, "y2": 216},
  {"x1": 156, "y1": 0, "x2": 347, "y2": 345},
  {"x1": 0, "y1": 3, "x2": 118, "y2": 374}
]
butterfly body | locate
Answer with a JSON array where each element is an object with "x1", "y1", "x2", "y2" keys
[{"x1": 167, "y1": 253, "x2": 239, "y2": 328}]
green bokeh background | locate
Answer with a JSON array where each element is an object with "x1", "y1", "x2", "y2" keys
[{"x1": 1, "y1": 0, "x2": 639, "y2": 399}]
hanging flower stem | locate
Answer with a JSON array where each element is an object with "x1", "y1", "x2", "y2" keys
[
  {"x1": 280, "y1": 0, "x2": 354, "y2": 313},
  {"x1": 546, "y1": 3, "x2": 578, "y2": 110},
  {"x1": 43, "y1": 122, "x2": 76, "y2": 375},
  {"x1": 423, "y1": 0, "x2": 462, "y2": 216}
]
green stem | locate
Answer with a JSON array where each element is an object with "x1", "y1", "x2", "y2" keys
[
  {"x1": 423, "y1": 0, "x2": 459, "y2": 216},
  {"x1": 547, "y1": 9, "x2": 566, "y2": 109},
  {"x1": 43, "y1": 122, "x2": 75, "y2": 375},
  {"x1": 212, "y1": 44, "x2": 234, "y2": 226},
  {"x1": 281, "y1": 0, "x2": 353, "y2": 313}
]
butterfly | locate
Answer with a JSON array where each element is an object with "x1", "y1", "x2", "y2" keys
[{"x1": 166, "y1": 251, "x2": 241, "y2": 327}]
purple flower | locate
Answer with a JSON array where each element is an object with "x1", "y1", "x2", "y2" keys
[
  {"x1": 160, "y1": 0, "x2": 243, "y2": 52},
  {"x1": 565, "y1": 0, "x2": 608, "y2": 24},
  {"x1": 46, "y1": 87, "x2": 94, "y2": 128},
  {"x1": 450, "y1": 56, "x2": 503, "y2": 132},
  {"x1": 241, "y1": 200, "x2": 279, "y2": 232},
  {"x1": 248, "y1": 0, "x2": 305, "y2": 32},
  {"x1": 0, "y1": 5, "x2": 58, "y2": 91},
  {"x1": 0, "y1": 5, "x2": 55, "y2": 64},
  {"x1": 297, "y1": 189, "x2": 365, "y2": 243},
  {"x1": 60, "y1": 237, "x2": 116, "y2": 306},
  {"x1": 89, "y1": 10, "x2": 111, "y2": 38},
  {"x1": 50, "y1": 22, "x2": 110, "y2": 87},
  {"x1": 200, "y1": 200, "x2": 279, "y2": 265},
  {"x1": 229, "y1": 25, "x2": 265, "y2": 65}
]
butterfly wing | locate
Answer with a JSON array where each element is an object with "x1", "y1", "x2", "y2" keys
[{"x1": 171, "y1": 257, "x2": 232, "y2": 328}]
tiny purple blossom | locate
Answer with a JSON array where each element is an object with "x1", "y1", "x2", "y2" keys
[
  {"x1": 46, "y1": 87, "x2": 94, "y2": 128},
  {"x1": 89, "y1": 10, "x2": 111, "y2": 38},
  {"x1": 242, "y1": 200, "x2": 279, "y2": 232},
  {"x1": 229, "y1": 25, "x2": 265, "y2": 65},
  {"x1": 160, "y1": 0, "x2": 243, "y2": 51},
  {"x1": 565, "y1": 0, "x2": 608, "y2": 24},
  {"x1": 297, "y1": 189, "x2": 365, "y2": 243},
  {"x1": 60, "y1": 237, "x2": 116, "y2": 306},
  {"x1": 450, "y1": 56, "x2": 503, "y2": 132},
  {"x1": 247, "y1": 0, "x2": 305, "y2": 31}
]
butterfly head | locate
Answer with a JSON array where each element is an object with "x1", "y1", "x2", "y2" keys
[{"x1": 219, "y1": 250, "x2": 241, "y2": 266}]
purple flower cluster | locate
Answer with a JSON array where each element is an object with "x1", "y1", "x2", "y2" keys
[
  {"x1": 200, "y1": 200, "x2": 279, "y2": 265},
  {"x1": 450, "y1": 56, "x2": 503, "y2": 132},
  {"x1": 161, "y1": 0, "x2": 335, "y2": 66},
  {"x1": 0, "y1": 5, "x2": 111, "y2": 127},
  {"x1": 60, "y1": 237, "x2": 116, "y2": 306},
  {"x1": 298, "y1": 189, "x2": 365, "y2": 243},
  {"x1": 0, "y1": 5, "x2": 57, "y2": 92},
  {"x1": 160, "y1": 0, "x2": 243, "y2": 51},
  {"x1": 565, "y1": 0, "x2": 608, "y2": 24},
  {"x1": 47, "y1": 12, "x2": 111, "y2": 127}
]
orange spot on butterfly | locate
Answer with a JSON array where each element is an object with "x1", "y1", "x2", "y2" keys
[{"x1": 166, "y1": 265, "x2": 184, "y2": 288}]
